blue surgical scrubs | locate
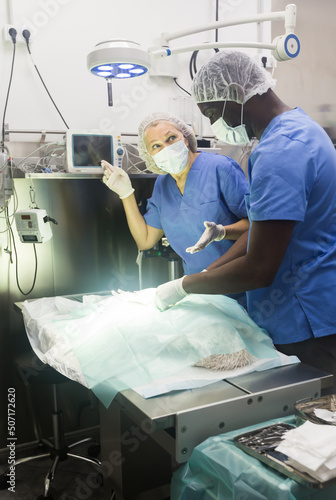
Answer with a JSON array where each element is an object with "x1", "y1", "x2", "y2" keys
[
  {"x1": 246, "y1": 108, "x2": 336, "y2": 344},
  {"x1": 144, "y1": 152, "x2": 248, "y2": 304}
]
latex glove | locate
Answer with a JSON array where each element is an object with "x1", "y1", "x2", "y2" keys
[
  {"x1": 101, "y1": 160, "x2": 135, "y2": 199},
  {"x1": 186, "y1": 221, "x2": 226, "y2": 254},
  {"x1": 155, "y1": 277, "x2": 188, "y2": 311}
]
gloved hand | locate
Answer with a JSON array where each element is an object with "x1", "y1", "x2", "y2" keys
[
  {"x1": 101, "y1": 160, "x2": 135, "y2": 199},
  {"x1": 186, "y1": 221, "x2": 226, "y2": 254},
  {"x1": 155, "y1": 277, "x2": 188, "y2": 311}
]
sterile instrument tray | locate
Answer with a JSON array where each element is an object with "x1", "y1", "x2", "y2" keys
[
  {"x1": 234, "y1": 423, "x2": 336, "y2": 489},
  {"x1": 295, "y1": 395, "x2": 336, "y2": 426}
]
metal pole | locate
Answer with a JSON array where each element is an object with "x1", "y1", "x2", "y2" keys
[{"x1": 168, "y1": 258, "x2": 180, "y2": 281}]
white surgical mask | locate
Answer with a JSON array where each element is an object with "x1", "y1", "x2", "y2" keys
[
  {"x1": 211, "y1": 102, "x2": 250, "y2": 146},
  {"x1": 153, "y1": 139, "x2": 189, "y2": 174}
]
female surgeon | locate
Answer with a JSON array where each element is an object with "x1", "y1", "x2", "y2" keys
[
  {"x1": 154, "y1": 51, "x2": 336, "y2": 394},
  {"x1": 101, "y1": 111, "x2": 249, "y2": 306}
]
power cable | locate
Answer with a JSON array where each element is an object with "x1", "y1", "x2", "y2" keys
[
  {"x1": 173, "y1": 78, "x2": 191, "y2": 96},
  {"x1": 1, "y1": 28, "x2": 17, "y2": 152},
  {"x1": 22, "y1": 29, "x2": 69, "y2": 129},
  {"x1": 189, "y1": 0, "x2": 220, "y2": 81},
  {"x1": 215, "y1": 0, "x2": 219, "y2": 42}
]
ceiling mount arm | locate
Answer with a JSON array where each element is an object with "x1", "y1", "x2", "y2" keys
[
  {"x1": 150, "y1": 34, "x2": 300, "y2": 63},
  {"x1": 153, "y1": 4, "x2": 299, "y2": 63},
  {"x1": 151, "y1": 41, "x2": 276, "y2": 60},
  {"x1": 86, "y1": 3, "x2": 299, "y2": 96},
  {"x1": 160, "y1": 4, "x2": 296, "y2": 44}
]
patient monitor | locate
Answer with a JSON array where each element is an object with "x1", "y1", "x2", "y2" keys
[{"x1": 65, "y1": 130, "x2": 125, "y2": 174}]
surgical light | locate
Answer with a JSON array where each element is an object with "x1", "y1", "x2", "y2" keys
[
  {"x1": 87, "y1": 4, "x2": 299, "y2": 106},
  {"x1": 118, "y1": 64, "x2": 135, "y2": 69},
  {"x1": 130, "y1": 68, "x2": 146, "y2": 74},
  {"x1": 116, "y1": 73, "x2": 131, "y2": 78},
  {"x1": 87, "y1": 39, "x2": 150, "y2": 79}
]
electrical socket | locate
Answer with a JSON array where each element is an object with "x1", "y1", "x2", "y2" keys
[
  {"x1": 254, "y1": 53, "x2": 277, "y2": 71},
  {"x1": 3, "y1": 24, "x2": 30, "y2": 44}
]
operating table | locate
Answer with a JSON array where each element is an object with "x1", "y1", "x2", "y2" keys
[{"x1": 100, "y1": 362, "x2": 332, "y2": 500}]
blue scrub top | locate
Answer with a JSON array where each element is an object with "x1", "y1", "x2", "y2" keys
[
  {"x1": 246, "y1": 108, "x2": 336, "y2": 344},
  {"x1": 144, "y1": 152, "x2": 248, "y2": 275}
]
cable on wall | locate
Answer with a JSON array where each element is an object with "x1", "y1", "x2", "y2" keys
[
  {"x1": 1, "y1": 28, "x2": 17, "y2": 152},
  {"x1": 22, "y1": 30, "x2": 70, "y2": 130}
]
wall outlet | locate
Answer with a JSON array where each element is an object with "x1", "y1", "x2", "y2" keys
[
  {"x1": 254, "y1": 53, "x2": 277, "y2": 72},
  {"x1": 3, "y1": 24, "x2": 30, "y2": 44}
]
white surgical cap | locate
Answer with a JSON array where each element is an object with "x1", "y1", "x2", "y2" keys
[
  {"x1": 192, "y1": 50, "x2": 276, "y2": 105},
  {"x1": 138, "y1": 111, "x2": 197, "y2": 175}
]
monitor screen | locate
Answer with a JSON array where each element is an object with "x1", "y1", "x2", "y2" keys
[
  {"x1": 22, "y1": 234, "x2": 38, "y2": 242},
  {"x1": 71, "y1": 134, "x2": 113, "y2": 168}
]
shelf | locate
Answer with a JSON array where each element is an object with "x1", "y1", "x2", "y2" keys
[
  {"x1": 23, "y1": 172, "x2": 158, "y2": 179},
  {"x1": 24, "y1": 173, "x2": 103, "y2": 179}
]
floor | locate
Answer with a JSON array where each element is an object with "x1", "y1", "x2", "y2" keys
[{"x1": 0, "y1": 437, "x2": 106, "y2": 500}]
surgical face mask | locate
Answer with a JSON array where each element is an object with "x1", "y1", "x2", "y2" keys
[
  {"x1": 152, "y1": 139, "x2": 189, "y2": 174},
  {"x1": 211, "y1": 102, "x2": 250, "y2": 146}
]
